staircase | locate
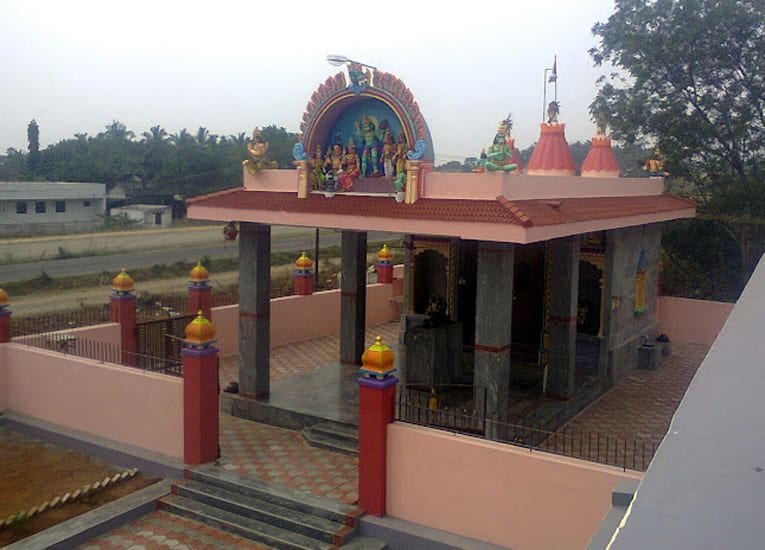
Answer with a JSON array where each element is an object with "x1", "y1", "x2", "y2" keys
[
  {"x1": 160, "y1": 464, "x2": 385, "y2": 550},
  {"x1": 301, "y1": 421, "x2": 359, "y2": 456}
]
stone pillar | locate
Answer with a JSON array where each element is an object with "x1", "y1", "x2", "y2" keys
[
  {"x1": 239, "y1": 222, "x2": 271, "y2": 398},
  {"x1": 545, "y1": 236, "x2": 580, "y2": 399},
  {"x1": 294, "y1": 252, "x2": 314, "y2": 296},
  {"x1": 110, "y1": 269, "x2": 136, "y2": 367},
  {"x1": 358, "y1": 336, "x2": 398, "y2": 517},
  {"x1": 474, "y1": 242, "x2": 514, "y2": 419},
  {"x1": 189, "y1": 261, "x2": 212, "y2": 321},
  {"x1": 183, "y1": 312, "x2": 220, "y2": 465},
  {"x1": 0, "y1": 288, "x2": 11, "y2": 343},
  {"x1": 341, "y1": 230, "x2": 367, "y2": 365},
  {"x1": 376, "y1": 244, "x2": 394, "y2": 284}
]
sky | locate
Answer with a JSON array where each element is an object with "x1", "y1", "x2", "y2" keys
[{"x1": 0, "y1": 0, "x2": 619, "y2": 165}]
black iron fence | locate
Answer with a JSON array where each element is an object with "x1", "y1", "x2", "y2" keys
[
  {"x1": 16, "y1": 332, "x2": 183, "y2": 377},
  {"x1": 11, "y1": 274, "x2": 342, "y2": 338},
  {"x1": 11, "y1": 304, "x2": 112, "y2": 338},
  {"x1": 396, "y1": 392, "x2": 658, "y2": 472},
  {"x1": 398, "y1": 384, "x2": 487, "y2": 435}
]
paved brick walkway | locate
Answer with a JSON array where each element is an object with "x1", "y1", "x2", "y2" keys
[
  {"x1": 218, "y1": 416, "x2": 358, "y2": 503},
  {"x1": 218, "y1": 321, "x2": 400, "y2": 388},
  {"x1": 80, "y1": 509, "x2": 272, "y2": 550},
  {"x1": 559, "y1": 341, "x2": 710, "y2": 442}
]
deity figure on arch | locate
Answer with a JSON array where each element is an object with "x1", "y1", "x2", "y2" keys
[
  {"x1": 355, "y1": 116, "x2": 385, "y2": 177},
  {"x1": 339, "y1": 138, "x2": 361, "y2": 191}
]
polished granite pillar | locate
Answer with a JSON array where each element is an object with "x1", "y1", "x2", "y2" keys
[
  {"x1": 474, "y1": 242, "x2": 514, "y2": 418},
  {"x1": 545, "y1": 236, "x2": 580, "y2": 399},
  {"x1": 239, "y1": 222, "x2": 271, "y2": 398},
  {"x1": 340, "y1": 230, "x2": 367, "y2": 365}
]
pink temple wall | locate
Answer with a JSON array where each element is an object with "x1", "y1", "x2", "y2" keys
[
  {"x1": 386, "y1": 423, "x2": 642, "y2": 550},
  {"x1": 657, "y1": 296, "x2": 734, "y2": 345},
  {"x1": 421, "y1": 173, "x2": 664, "y2": 201},
  {"x1": 2, "y1": 344, "x2": 183, "y2": 459}
]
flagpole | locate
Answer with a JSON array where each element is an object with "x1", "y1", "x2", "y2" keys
[
  {"x1": 543, "y1": 68, "x2": 549, "y2": 122},
  {"x1": 553, "y1": 55, "x2": 558, "y2": 104}
]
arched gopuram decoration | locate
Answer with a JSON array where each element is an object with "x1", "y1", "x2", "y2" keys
[{"x1": 294, "y1": 69, "x2": 434, "y2": 201}]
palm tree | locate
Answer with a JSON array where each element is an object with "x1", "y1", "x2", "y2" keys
[{"x1": 141, "y1": 125, "x2": 169, "y2": 187}]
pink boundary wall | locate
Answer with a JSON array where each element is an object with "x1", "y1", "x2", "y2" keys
[
  {"x1": 657, "y1": 296, "x2": 734, "y2": 345},
  {"x1": 386, "y1": 423, "x2": 642, "y2": 550},
  {"x1": 2, "y1": 344, "x2": 183, "y2": 459},
  {"x1": 0, "y1": 270, "x2": 403, "y2": 458},
  {"x1": 211, "y1": 271, "x2": 404, "y2": 357}
]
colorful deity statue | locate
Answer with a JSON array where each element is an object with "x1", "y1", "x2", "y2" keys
[
  {"x1": 348, "y1": 62, "x2": 371, "y2": 91},
  {"x1": 243, "y1": 127, "x2": 277, "y2": 174},
  {"x1": 475, "y1": 117, "x2": 519, "y2": 173},
  {"x1": 595, "y1": 110, "x2": 608, "y2": 136},
  {"x1": 547, "y1": 101, "x2": 560, "y2": 124},
  {"x1": 339, "y1": 139, "x2": 361, "y2": 191},
  {"x1": 393, "y1": 129, "x2": 409, "y2": 179},
  {"x1": 309, "y1": 145, "x2": 325, "y2": 190},
  {"x1": 645, "y1": 149, "x2": 667, "y2": 177},
  {"x1": 324, "y1": 143, "x2": 344, "y2": 191},
  {"x1": 355, "y1": 116, "x2": 384, "y2": 177},
  {"x1": 381, "y1": 130, "x2": 396, "y2": 178}
]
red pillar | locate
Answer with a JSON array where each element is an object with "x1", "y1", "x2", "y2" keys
[
  {"x1": 0, "y1": 288, "x2": 9, "y2": 343},
  {"x1": 357, "y1": 335, "x2": 398, "y2": 517},
  {"x1": 110, "y1": 269, "x2": 137, "y2": 366},
  {"x1": 189, "y1": 285, "x2": 212, "y2": 321},
  {"x1": 111, "y1": 293, "x2": 137, "y2": 366},
  {"x1": 0, "y1": 310, "x2": 10, "y2": 343},
  {"x1": 189, "y1": 262, "x2": 213, "y2": 321},
  {"x1": 376, "y1": 245, "x2": 394, "y2": 284},
  {"x1": 294, "y1": 252, "x2": 314, "y2": 295},
  {"x1": 183, "y1": 313, "x2": 219, "y2": 465},
  {"x1": 358, "y1": 376, "x2": 398, "y2": 516}
]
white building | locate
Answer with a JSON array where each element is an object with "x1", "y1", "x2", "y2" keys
[
  {"x1": 109, "y1": 204, "x2": 172, "y2": 228},
  {"x1": 0, "y1": 182, "x2": 106, "y2": 236}
]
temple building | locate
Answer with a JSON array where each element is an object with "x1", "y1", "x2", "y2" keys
[{"x1": 186, "y1": 65, "x2": 695, "y2": 424}]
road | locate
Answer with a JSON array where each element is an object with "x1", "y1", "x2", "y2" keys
[{"x1": 0, "y1": 229, "x2": 399, "y2": 283}]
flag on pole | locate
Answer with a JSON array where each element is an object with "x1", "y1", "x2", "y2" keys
[{"x1": 548, "y1": 56, "x2": 557, "y2": 82}]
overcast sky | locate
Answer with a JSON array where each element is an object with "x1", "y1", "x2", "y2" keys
[{"x1": 0, "y1": 0, "x2": 618, "y2": 164}]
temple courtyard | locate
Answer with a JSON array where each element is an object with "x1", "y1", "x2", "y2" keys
[{"x1": 74, "y1": 319, "x2": 709, "y2": 550}]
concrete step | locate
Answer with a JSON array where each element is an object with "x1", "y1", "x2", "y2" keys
[
  {"x1": 342, "y1": 537, "x2": 389, "y2": 549},
  {"x1": 188, "y1": 464, "x2": 363, "y2": 525},
  {"x1": 174, "y1": 479, "x2": 354, "y2": 545},
  {"x1": 302, "y1": 421, "x2": 359, "y2": 456},
  {"x1": 160, "y1": 495, "x2": 333, "y2": 550}
]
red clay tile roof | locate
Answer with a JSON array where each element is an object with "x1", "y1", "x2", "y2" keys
[{"x1": 188, "y1": 188, "x2": 695, "y2": 228}]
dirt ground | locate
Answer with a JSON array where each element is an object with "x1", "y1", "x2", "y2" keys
[{"x1": 0, "y1": 426, "x2": 157, "y2": 546}]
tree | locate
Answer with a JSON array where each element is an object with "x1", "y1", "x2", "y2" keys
[
  {"x1": 141, "y1": 125, "x2": 169, "y2": 187},
  {"x1": 591, "y1": 0, "x2": 765, "y2": 291},
  {"x1": 27, "y1": 119, "x2": 40, "y2": 174}
]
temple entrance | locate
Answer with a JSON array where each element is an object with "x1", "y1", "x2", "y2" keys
[
  {"x1": 577, "y1": 258, "x2": 604, "y2": 373},
  {"x1": 512, "y1": 243, "x2": 546, "y2": 361},
  {"x1": 413, "y1": 249, "x2": 449, "y2": 315},
  {"x1": 509, "y1": 243, "x2": 546, "y2": 394}
]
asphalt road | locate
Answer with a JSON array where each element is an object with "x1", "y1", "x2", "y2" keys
[{"x1": 0, "y1": 230, "x2": 399, "y2": 283}]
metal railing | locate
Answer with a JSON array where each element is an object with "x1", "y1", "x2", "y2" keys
[
  {"x1": 11, "y1": 273, "x2": 343, "y2": 337},
  {"x1": 398, "y1": 384, "x2": 487, "y2": 435},
  {"x1": 396, "y1": 398, "x2": 658, "y2": 472},
  {"x1": 16, "y1": 332, "x2": 183, "y2": 377},
  {"x1": 11, "y1": 304, "x2": 112, "y2": 338}
]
